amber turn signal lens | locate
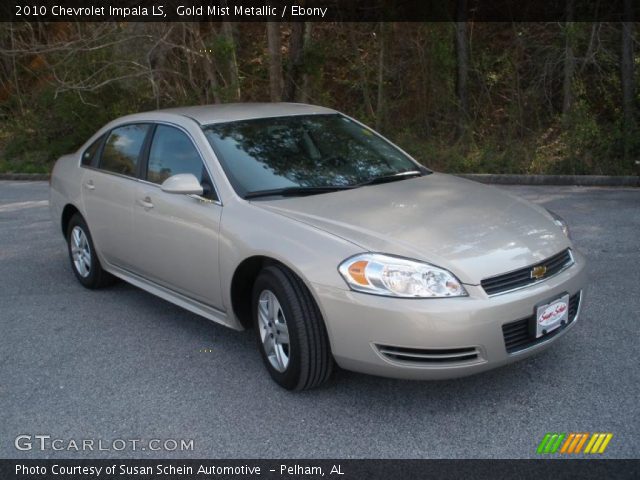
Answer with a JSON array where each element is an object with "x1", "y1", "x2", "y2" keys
[{"x1": 348, "y1": 260, "x2": 369, "y2": 285}]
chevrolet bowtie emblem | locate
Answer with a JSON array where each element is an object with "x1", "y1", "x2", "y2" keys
[{"x1": 531, "y1": 265, "x2": 547, "y2": 279}]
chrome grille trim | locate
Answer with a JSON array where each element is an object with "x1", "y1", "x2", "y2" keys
[
  {"x1": 375, "y1": 345, "x2": 482, "y2": 366},
  {"x1": 481, "y1": 249, "x2": 574, "y2": 296}
]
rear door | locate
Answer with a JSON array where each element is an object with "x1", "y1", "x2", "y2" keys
[
  {"x1": 81, "y1": 123, "x2": 151, "y2": 270},
  {"x1": 133, "y1": 124, "x2": 223, "y2": 309}
]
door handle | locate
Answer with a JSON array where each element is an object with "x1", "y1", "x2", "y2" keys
[
  {"x1": 139, "y1": 196, "x2": 154, "y2": 209},
  {"x1": 84, "y1": 180, "x2": 95, "y2": 191}
]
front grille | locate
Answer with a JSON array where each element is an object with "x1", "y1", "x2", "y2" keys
[
  {"x1": 376, "y1": 345, "x2": 481, "y2": 365},
  {"x1": 481, "y1": 249, "x2": 574, "y2": 296},
  {"x1": 502, "y1": 291, "x2": 581, "y2": 354}
]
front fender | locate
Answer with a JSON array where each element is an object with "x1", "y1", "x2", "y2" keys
[{"x1": 218, "y1": 198, "x2": 363, "y2": 328}]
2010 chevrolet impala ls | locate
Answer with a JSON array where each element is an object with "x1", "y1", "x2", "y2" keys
[{"x1": 50, "y1": 103, "x2": 586, "y2": 390}]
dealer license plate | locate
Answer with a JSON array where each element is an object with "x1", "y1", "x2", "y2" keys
[{"x1": 535, "y1": 293, "x2": 570, "y2": 338}]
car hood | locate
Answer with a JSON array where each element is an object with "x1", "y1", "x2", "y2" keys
[{"x1": 252, "y1": 173, "x2": 571, "y2": 284}]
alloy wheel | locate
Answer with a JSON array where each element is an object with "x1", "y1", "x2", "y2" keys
[
  {"x1": 258, "y1": 289, "x2": 290, "y2": 372},
  {"x1": 70, "y1": 226, "x2": 92, "y2": 278}
]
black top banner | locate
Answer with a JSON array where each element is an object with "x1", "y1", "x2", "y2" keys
[{"x1": 3, "y1": 0, "x2": 639, "y2": 22}]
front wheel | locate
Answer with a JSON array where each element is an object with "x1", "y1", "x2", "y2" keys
[{"x1": 252, "y1": 265, "x2": 333, "y2": 390}]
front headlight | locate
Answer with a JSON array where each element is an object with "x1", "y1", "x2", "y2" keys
[
  {"x1": 338, "y1": 253, "x2": 467, "y2": 298},
  {"x1": 547, "y1": 209, "x2": 570, "y2": 238}
]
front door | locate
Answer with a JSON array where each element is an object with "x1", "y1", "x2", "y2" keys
[{"x1": 132, "y1": 124, "x2": 223, "y2": 309}]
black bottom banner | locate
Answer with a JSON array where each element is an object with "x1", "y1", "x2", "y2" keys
[{"x1": 1, "y1": 459, "x2": 638, "y2": 480}]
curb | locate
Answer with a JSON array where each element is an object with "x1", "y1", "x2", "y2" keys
[
  {"x1": 457, "y1": 174, "x2": 639, "y2": 187},
  {"x1": 0, "y1": 173, "x2": 50, "y2": 181}
]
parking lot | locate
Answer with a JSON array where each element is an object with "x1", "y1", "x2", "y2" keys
[{"x1": 0, "y1": 181, "x2": 638, "y2": 459}]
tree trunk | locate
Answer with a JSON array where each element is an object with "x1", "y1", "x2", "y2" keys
[
  {"x1": 562, "y1": 0, "x2": 575, "y2": 125},
  {"x1": 621, "y1": 0, "x2": 635, "y2": 161},
  {"x1": 9, "y1": 23, "x2": 24, "y2": 115},
  {"x1": 455, "y1": 0, "x2": 469, "y2": 139},
  {"x1": 266, "y1": 22, "x2": 283, "y2": 102},
  {"x1": 202, "y1": 53, "x2": 222, "y2": 104},
  {"x1": 198, "y1": 23, "x2": 221, "y2": 104},
  {"x1": 284, "y1": 22, "x2": 305, "y2": 102},
  {"x1": 375, "y1": 22, "x2": 388, "y2": 132},
  {"x1": 221, "y1": 21, "x2": 241, "y2": 101},
  {"x1": 297, "y1": 23, "x2": 313, "y2": 103},
  {"x1": 580, "y1": 22, "x2": 599, "y2": 74},
  {"x1": 348, "y1": 25, "x2": 375, "y2": 119}
]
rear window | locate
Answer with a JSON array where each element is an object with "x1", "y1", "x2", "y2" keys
[{"x1": 100, "y1": 124, "x2": 150, "y2": 176}]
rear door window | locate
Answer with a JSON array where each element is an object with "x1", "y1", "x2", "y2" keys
[
  {"x1": 81, "y1": 134, "x2": 105, "y2": 167},
  {"x1": 100, "y1": 124, "x2": 150, "y2": 176}
]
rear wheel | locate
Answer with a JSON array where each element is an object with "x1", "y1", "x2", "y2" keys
[
  {"x1": 66, "y1": 213, "x2": 114, "y2": 289},
  {"x1": 252, "y1": 265, "x2": 333, "y2": 390}
]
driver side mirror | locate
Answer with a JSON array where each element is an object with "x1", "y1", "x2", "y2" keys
[{"x1": 160, "y1": 173, "x2": 204, "y2": 196}]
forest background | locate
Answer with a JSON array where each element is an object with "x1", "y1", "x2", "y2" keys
[{"x1": 0, "y1": 20, "x2": 637, "y2": 175}]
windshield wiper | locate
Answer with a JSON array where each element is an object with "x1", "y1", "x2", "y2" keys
[
  {"x1": 244, "y1": 170, "x2": 424, "y2": 199},
  {"x1": 244, "y1": 185, "x2": 352, "y2": 199},
  {"x1": 356, "y1": 170, "x2": 423, "y2": 187}
]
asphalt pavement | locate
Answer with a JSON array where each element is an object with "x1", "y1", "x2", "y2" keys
[{"x1": 0, "y1": 181, "x2": 638, "y2": 459}]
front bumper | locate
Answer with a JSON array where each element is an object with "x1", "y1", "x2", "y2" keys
[{"x1": 313, "y1": 250, "x2": 587, "y2": 380}]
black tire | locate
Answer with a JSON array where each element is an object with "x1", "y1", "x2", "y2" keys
[
  {"x1": 252, "y1": 265, "x2": 333, "y2": 390},
  {"x1": 66, "y1": 213, "x2": 115, "y2": 289}
]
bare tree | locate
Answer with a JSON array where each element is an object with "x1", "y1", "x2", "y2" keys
[
  {"x1": 0, "y1": 22, "x2": 211, "y2": 107},
  {"x1": 0, "y1": 23, "x2": 154, "y2": 99},
  {"x1": 562, "y1": 0, "x2": 575, "y2": 125},
  {"x1": 455, "y1": 0, "x2": 469, "y2": 139},
  {"x1": 297, "y1": 22, "x2": 313, "y2": 103},
  {"x1": 3, "y1": 23, "x2": 25, "y2": 115},
  {"x1": 376, "y1": 22, "x2": 389, "y2": 131},
  {"x1": 284, "y1": 22, "x2": 305, "y2": 102},
  {"x1": 266, "y1": 22, "x2": 283, "y2": 102},
  {"x1": 221, "y1": 20, "x2": 241, "y2": 101},
  {"x1": 348, "y1": 25, "x2": 375, "y2": 118},
  {"x1": 621, "y1": 0, "x2": 635, "y2": 161}
]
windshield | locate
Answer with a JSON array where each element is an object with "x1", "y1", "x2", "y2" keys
[{"x1": 202, "y1": 114, "x2": 423, "y2": 197}]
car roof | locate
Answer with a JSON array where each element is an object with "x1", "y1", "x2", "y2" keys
[{"x1": 150, "y1": 102, "x2": 338, "y2": 125}]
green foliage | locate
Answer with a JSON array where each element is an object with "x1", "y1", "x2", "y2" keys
[
  {"x1": 393, "y1": 128, "x2": 535, "y2": 175},
  {"x1": 212, "y1": 34, "x2": 235, "y2": 61}
]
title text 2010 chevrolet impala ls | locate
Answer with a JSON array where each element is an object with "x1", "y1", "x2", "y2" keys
[{"x1": 50, "y1": 103, "x2": 586, "y2": 390}]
